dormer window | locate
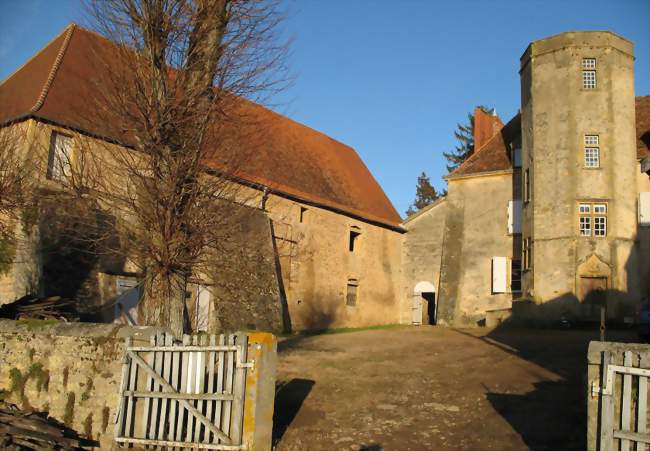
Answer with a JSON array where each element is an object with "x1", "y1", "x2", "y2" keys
[{"x1": 582, "y1": 58, "x2": 597, "y2": 89}]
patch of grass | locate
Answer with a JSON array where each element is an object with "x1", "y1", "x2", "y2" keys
[
  {"x1": 16, "y1": 319, "x2": 59, "y2": 330},
  {"x1": 281, "y1": 324, "x2": 405, "y2": 338}
]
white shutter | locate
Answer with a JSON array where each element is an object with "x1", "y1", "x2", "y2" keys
[
  {"x1": 513, "y1": 200, "x2": 522, "y2": 234},
  {"x1": 492, "y1": 257, "x2": 507, "y2": 294},
  {"x1": 507, "y1": 201, "x2": 514, "y2": 235},
  {"x1": 640, "y1": 192, "x2": 650, "y2": 227}
]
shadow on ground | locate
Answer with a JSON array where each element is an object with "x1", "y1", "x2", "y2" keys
[
  {"x1": 272, "y1": 378, "x2": 315, "y2": 446},
  {"x1": 464, "y1": 320, "x2": 639, "y2": 451}
]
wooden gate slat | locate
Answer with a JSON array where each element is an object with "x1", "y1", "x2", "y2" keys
[
  {"x1": 600, "y1": 350, "x2": 614, "y2": 451},
  {"x1": 140, "y1": 334, "x2": 156, "y2": 439},
  {"x1": 221, "y1": 335, "x2": 235, "y2": 441},
  {"x1": 177, "y1": 335, "x2": 191, "y2": 443},
  {"x1": 186, "y1": 335, "x2": 198, "y2": 443},
  {"x1": 214, "y1": 334, "x2": 226, "y2": 443},
  {"x1": 169, "y1": 334, "x2": 181, "y2": 448},
  {"x1": 194, "y1": 334, "x2": 208, "y2": 443},
  {"x1": 149, "y1": 332, "x2": 164, "y2": 440},
  {"x1": 124, "y1": 336, "x2": 139, "y2": 440},
  {"x1": 622, "y1": 351, "x2": 633, "y2": 451},
  {"x1": 230, "y1": 333, "x2": 248, "y2": 445},
  {"x1": 114, "y1": 336, "x2": 132, "y2": 439},
  {"x1": 159, "y1": 333, "x2": 173, "y2": 441},
  {"x1": 205, "y1": 335, "x2": 217, "y2": 444}
]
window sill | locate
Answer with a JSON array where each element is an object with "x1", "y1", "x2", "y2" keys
[{"x1": 582, "y1": 166, "x2": 602, "y2": 170}]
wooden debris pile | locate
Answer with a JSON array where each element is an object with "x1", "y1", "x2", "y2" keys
[
  {"x1": 0, "y1": 402, "x2": 90, "y2": 450},
  {"x1": 0, "y1": 296, "x2": 79, "y2": 322}
]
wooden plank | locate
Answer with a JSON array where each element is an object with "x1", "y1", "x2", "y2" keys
[
  {"x1": 221, "y1": 334, "x2": 235, "y2": 441},
  {"x1": 638, "y1": 354, "x2": 650, "y2": 451},
  {"x1": 123, "y1": 391, "x2": 234, "y2": 401},
  {"x1": 230, "y1": 333, "x2": 248, "y2": 445},
  {"x1": 176, "y1": 335, "x2": 191, "y2": 443},
  {"x1": 115, "y1": 436, "x2": 245, "y2": 450},
  {"x1": 159, "y1": 333, "x2": 173, "y2": 441},
  {"x1": 623, "y1": 351, "x2": 633, "y2": 451},
  {"x1": 140, "y1": 334, "x2": 156, "y2": 439},
  {"x1": 149, "y1": 332, "x2": 164, "y2": 440},
  {"x1": 124, "y1": 337, "x2": 139, "y2": 440},
  {"x1": 214, "y1": 334, "x2": 226, "y2": 444},
  {"x1": 128, "y1": 346, "x2": 238, "y2": 352},
  {"x1": 614, "y1": 430, "x2": 650, "y2": 445},
  {"x1": 195, "y1": 334, "x2": 208, "y2": 443},
  {"x1": 186, "y1": 335, "x2": 198, "y2": 443},
  {"x1": 126, "y1": 349, "x2": 232, "y2": 444},
  {"x1": 601, "y1": 351, "x2": 614, "y2": 451},
  {"x1": 205, "y1": 335, "x2": 217, "y2": 444},
  {"x1": 169, "y1": 334, "x2": 181, "y2": 448},
  {"x1": 114, "y1": 336, "x2": 132, "y2": 439}
]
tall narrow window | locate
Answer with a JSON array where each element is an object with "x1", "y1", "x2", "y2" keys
[
  {"x1": 349, "y1": 227, "x2": 361, "y2": 252},
  {"x1": 346, "y1": 279, "x2": 358, "y2": 306},
  {"x1": 522, "y1": 238, "x2": 532, "y2": 270},
  {"x1": 579, "y1": 202, "x2": 607, "y2": 237},
  {"x1": 582, "y1": 58, "x2": 597, "y2": 89},
  {"x1": 523, "y1": 169, "x2": 531, "y2": 203},
  {"x1": 299, "y1": 206, "x2": 307, "y2": 223},
  {"x1": 511, "y1": 260, "x2": 522, "y2": 293},
  {"x1": 584, "y1": 134, "x2": 600, "y2": 168},
  {"x1": 47, "y1": 132, "x2": 72, "y2": 181}
]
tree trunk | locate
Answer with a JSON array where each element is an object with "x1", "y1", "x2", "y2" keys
[{"x1": 140, "y1": 270, "x2": 187, "y2": 337}]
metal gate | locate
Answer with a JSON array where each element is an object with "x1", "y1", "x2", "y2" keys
[
  {"x1": 592, "y1": 349, "x2": 650, "y2": 450},
  {"x1": 114, "y1": 332, "x2": 253, "y2": 450}
]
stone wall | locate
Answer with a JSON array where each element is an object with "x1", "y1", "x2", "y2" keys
[
  {"x1": 0, "y1": 320, "x2": 278, "y2": 450},
  {"x1": 400, "y1": 199, "x2": 447, "y2": 324},
  {"x1": 0, "y1": 319, "x2": 165, "y2": 449}
]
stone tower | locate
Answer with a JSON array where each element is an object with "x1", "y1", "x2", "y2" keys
[{"x1": 519, "y1": 31, "x2": 639, "y2": 319}]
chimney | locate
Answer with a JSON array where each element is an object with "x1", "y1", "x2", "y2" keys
[{"x1": 473, "y1": 107, "x2": 504, "y2": 152}]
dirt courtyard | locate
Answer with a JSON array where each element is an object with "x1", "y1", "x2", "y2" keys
[{"x1": 273, "y1": 325, "x2": 637, "y2": 451}]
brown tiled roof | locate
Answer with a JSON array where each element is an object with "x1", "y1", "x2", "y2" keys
[
  {"x1": 637, "y1": 96, "x2": 650, "y2": 159},
  {"x1": 447, "y1": 113, "x2": 520, "y2": 178},
  {"x1": 0, "y1": 24, "x2": 402, "y2": 229}
]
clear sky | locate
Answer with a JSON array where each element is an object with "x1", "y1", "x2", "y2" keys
[{"x1": 1, "y1": 0, "x2": 649, "y2": 217}]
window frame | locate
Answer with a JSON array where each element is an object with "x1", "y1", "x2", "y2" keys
[
  {"x1": 523, "y1": 169, "x2": 531, "y2": 204},
  {"x1": 346, "y1": 279, "x2": 359, "y2": 307},
  {"x1": 47, "y1": 131, "x2": 73, "y2": 182},
  {"x1": 510, "y1": 259, "x2": 522, "y2": 293},
  {"x1": 584, "y1": 134, "x2": 600, "y2": 168},
  {"x1": 522, "y1": 237, "x2": 532, "y2": 271},
  {"x1": 579, "y1": 202, "x2": 607, "y2": 237}
]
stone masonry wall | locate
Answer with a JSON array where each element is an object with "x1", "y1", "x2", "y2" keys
[{"x1": 0, "y1": 319, "x2": 164, "y2": 449}]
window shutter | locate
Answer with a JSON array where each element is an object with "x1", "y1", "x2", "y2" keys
[
  {"x1": 507, "y1": 201, "x2": 514, "y2": 235},
  {"x1": 641, "y1": 192, "x2": 650, "y2": 227},
  {"x1": 513, "y1": 200, "x2": 522, "y2": 234},
  {"x1": 492, "y1": 257, "x2": 507, "y2": 294}
]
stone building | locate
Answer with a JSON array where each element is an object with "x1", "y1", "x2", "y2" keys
[
  {"x1": 404, "y1": 31, "x2": 650, "y2": 326},
  {"x1": 0, "y1": 24, "x2": 404, "y2": 332}
]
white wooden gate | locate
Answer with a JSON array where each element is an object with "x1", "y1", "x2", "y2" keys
[
  {"x1": 593, "y1": 350, "x2": 650, "y2": 450},
  {"x1": 114, "y1": 332, "x2": 253, "y2": 450}
]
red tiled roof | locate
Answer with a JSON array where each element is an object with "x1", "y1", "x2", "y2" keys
[
  {"x1": 0, "y1": 24, "x2": 402, "y2": 229},
  {"x1": 447, "y1": 113, "x2": 520, "y2": 178},
  {"x1": 637, "y1": 96, "x2": 650, "y2": 159}
]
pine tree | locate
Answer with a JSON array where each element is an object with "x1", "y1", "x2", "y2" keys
[
  {"x1": 405, "y1": 172, "x2": 440, "y2": 216},
  {"x1": 443, "y1": 106, "x2": 492, "y2": 173}
]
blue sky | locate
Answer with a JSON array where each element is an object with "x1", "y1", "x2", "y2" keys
[{"x1": 1, "y1": 0, "x2": 649, "y2": 217}]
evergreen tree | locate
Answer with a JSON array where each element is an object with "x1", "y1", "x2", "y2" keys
[
  {"x1": 405, "y1": 172, "x2": 440, "y2": 216},
  {"x1": 443, "y1": 106, "x2": 492, "y2": 173}
]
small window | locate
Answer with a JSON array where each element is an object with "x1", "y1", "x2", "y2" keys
[
  {"x1": 582, "y1": 70, "x2": 596, "y2": 89},
  {"x1": 346, "y1": 279, "x2": 358, "y2": 306},
  {"x1": 511, "y1": 260, "x2": 522, "y2": 293},
  {"x1": 579, "y1": 202, "x2": 607, "y2": 237},
  {"x1": 584, "y1": 135, "x2": 600, "y2": 168},
  {"x1": 299, "y1": 206, "x2": 307, "y2": 223},
  {"x1": 582, "y1": 58, "x2": 596, "y2": 70},
  {"x1": 523, "y1": 169, "x2": 531, "y2": 203},
  {"x1": 47, "y1": 132, "x2": 72, "y2": 181},
  {"x1": 349, "y1": 227, "x2": 361, "y2": 252}
]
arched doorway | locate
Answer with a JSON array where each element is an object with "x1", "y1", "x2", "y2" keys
[{"x1": 413, "y1": 281, "x2": 436, "y2": 326}]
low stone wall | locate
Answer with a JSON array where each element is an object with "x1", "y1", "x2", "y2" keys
[
  {"x1": 0, "y1": 319, "x2": 165, "y2": 449},
  {"x1": 0, "y1": 319, "x2": 277, "y2": 450}
]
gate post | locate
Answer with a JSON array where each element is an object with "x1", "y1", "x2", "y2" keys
[{"x1": 242, "y1": 332, "x2": 277, "y2": 451}]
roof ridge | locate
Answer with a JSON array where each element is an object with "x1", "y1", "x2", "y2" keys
[
  {"x1": 449, "y1": 124, "x2": 505, "y2": 176},
  {"x1": 29, "y1": 23, "x2": 76, "y2": 113}
]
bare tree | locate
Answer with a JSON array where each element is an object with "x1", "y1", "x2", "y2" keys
[{"x1": 74, "y1": 0, "x2": 289, "y2": 335}]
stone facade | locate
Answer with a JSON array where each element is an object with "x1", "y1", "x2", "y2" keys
[{"x1": 403, "y1": 31, "x2": 650, "y2": 326}]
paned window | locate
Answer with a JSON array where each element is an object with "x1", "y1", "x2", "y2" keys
[
  {"x1": 584, "y1": 135, "x2": 600, "y2": 168},
  {"x1": 579, "y1": 203, "x2": 607, "y2": 237},
  {"x1": 582, "y1": 59, "x2": 597, "y2": 89}
]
